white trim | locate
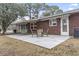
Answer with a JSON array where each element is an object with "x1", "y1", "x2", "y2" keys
[
  {"x1": 61, "y1": 14, "x2": 69, "y2": 35},
  {"x1": 49, "y1": 18, "x2": 57, "y2": 26}
]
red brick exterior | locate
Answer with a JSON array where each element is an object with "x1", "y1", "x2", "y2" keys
[
  {"x1": 69, "y1": 13, "x2": 79, "y2": 36},
  {"x1": 25, "y1": 13, "x2": 79, "y2": 36},
  {"x1": 37, "y1": 13, "x2": 79, "y2": 36},
  {"x1": 37, "y1": 18, "x2": 61, "y2": 35}
]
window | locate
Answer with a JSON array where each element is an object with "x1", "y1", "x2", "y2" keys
[
  {"x1": 62, "y1": 19, "x2": 67, "y2": 32},
  {"x1": 49, "y1": 19, "x2": 57, "y2": 26}
]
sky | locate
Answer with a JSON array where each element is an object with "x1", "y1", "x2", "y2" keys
[
  {"x1": 39, "y1": 3, "x2": 79, "y2": 17},
  {"x1": 48, "y1": 3, "x2": 79, "y2": 11}
]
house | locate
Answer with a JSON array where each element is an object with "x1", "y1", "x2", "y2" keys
[{"x1": 12, "y1": 9, "x2": 79, "y2": 36}]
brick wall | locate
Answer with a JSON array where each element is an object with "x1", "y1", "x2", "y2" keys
[
  {"x1": 69, "y1": 13, "x2": 79, "y2": 36},
  {"x1": 37, "y1": 18, "x2": 61, "y2": 35}
]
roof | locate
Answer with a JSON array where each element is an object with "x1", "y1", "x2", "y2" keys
[
  {"x1": 12, "y1": 8, "x2": 79, "y2": 24},
  {"x1": 12, "y1": 18, "x2": 27, "y2": 24},
  {"x1": 38, "y1": 8, "x2": 79, "y2": 21},
  {"x1": 12, "y1": 17, "x2": 38, "y2": 24}
]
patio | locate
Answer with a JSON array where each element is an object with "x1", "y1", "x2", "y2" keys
[{"x1": 7, "y1": 34, "x2": 70, "y2": 49}]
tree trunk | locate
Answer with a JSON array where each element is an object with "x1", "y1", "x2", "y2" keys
[
  {"x1": 2, "y1": 29, "x2": 6, "y2": 35},
  {"x1": 1, "y1": 20, "x2": 7, "y2": 35}
]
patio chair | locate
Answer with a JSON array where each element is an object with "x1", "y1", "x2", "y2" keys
[
  {"x1": 37, "y1": 29, "x2": 43, "y2": 37},
  {"x1": 42, "y1": 28, "x2": 49, "y2": 36},
  {"x1": 36, "y1": 28, "x2": 49, "y2": 37},
  {"x1": 30, "y1": 29, "x2": 37, "y2": 37}
]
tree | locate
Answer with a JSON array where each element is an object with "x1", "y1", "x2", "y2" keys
[
  {"x1": 43, "y1": 11, "x2": 51, "y2": 16},
  {"x1": 50, "y1": 6, "x2": 59, "y2": 12},
  {"x1": 43, "y1": 5, "x2": 60, "y2": 16},
  {"x1": 32, "y1": 3, "x2": 45, "y2": 18},
  {"x1": 0, "y1": 3, "x2": 26, "y2": 34},
  {"x1": 24, "y1": 3, "x2": 45, "y2": 19},
  {"x1": 25, "y1": 3, "x2": 32, "y2": 19}
]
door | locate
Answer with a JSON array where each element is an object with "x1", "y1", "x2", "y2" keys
[{"x1": 61, "y1": 17, "x2": 69, "y2": 35}]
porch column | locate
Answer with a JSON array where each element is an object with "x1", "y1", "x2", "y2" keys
[
  {"x1": 19, "y1": 24, "x2": 21, "y2": 32},
  {"x1": 24, "y1": 24, "x2": 26, "y2": 32},
  {"x1": 25, "y1": 24, "x2": 27, "y2": 33}
]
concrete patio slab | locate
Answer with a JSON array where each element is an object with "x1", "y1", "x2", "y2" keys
[{"x1": 6, "y1": 34, "x2": 70, "y2": 49}]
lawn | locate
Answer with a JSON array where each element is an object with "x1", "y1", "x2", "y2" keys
[{"x1": 0, "y1": 35, "x2": 79, "y2": 56}]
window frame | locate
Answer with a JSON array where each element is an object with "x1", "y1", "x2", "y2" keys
[{"x1": 49, "y1": 18, "x2": 57, "y2": 26}]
